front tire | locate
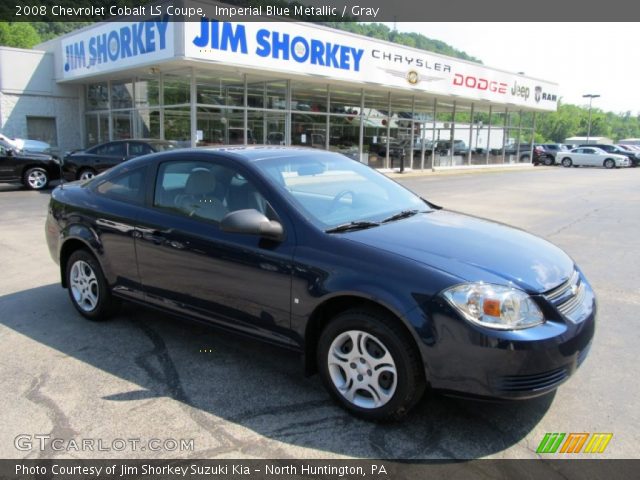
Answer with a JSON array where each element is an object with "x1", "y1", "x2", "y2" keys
[
  {"x1": 604, "y1": 159, "x2": 615, "y2": 169},
  {"x1": 23, "y1": 167, "x2": 49, "y2": 190},
  {"x1": 561, "y1": 157, "x2": 572, "y2": 168},
  {"x1": 317, "y1": 309, "x2": 425, "y2": 421},
  {"x1": 66, "y1": 250, "x2": 119, "y2": 321},
  {"x1": 544, "y1": 156, "x2": 554, "y2": 166}
]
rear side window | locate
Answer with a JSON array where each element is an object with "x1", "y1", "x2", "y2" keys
[
  {"x1": 95, "y1": 166, "x2": 147, "y2": 205},
  {"x1": 128, "y1": 142, "x2": 154, "y2": 156},
  {"x1": 91, "y1": 142, "x2": 127, "y2": 156}
]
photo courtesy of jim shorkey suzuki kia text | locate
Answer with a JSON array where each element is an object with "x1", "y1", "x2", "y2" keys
[{"x1": 15, "y1": 463, "x2": 386, "y2": 476}]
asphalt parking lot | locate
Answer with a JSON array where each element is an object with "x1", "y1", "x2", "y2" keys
[{"x1": 1, "y1": 167, "x2": 638, "y2": 459}]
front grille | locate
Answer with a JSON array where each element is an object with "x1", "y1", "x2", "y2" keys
[
  {"x1": 493, "y1": 367, "x2": 569, "y2": 393},
  {"x1": 544, "y1": 270, "x2": 592, "y2": 323}
]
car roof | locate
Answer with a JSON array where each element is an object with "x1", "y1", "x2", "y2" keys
[
  {"x1": 120, "y1": 146, "x2": 342, "y2": 170},
  {"x1": 190, "y1": 146, "x2": 340, "y2": 162},
  {"x1": 91, "y1": 139, "x2": 176, "y2": 146}
]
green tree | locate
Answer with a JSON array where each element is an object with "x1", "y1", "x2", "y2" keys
[{"x1": 0, "y1": 22, "x2": 41, "y2": 48}]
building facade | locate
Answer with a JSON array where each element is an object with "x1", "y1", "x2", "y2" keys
[{"x1": 1, "y1": 16, "x2": 558, "y2": 169}]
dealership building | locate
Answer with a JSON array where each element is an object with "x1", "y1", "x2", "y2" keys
[{"x1": 0, "y1": 13, "x2": 559, "y2": 170}]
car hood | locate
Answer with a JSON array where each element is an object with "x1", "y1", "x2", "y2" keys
[{"x1": 344, "y1": 210, "x2": 574, "y2": 294}]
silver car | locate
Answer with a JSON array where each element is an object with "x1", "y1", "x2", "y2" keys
[{"x1": 559, "y1": 147, "x2": 629, "y2": 169}]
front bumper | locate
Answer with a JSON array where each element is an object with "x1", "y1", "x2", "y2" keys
[{"x1": 414, "y1": 275, "x2": 596, "y2": 399}]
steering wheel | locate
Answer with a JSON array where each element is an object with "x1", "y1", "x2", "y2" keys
[{"x1": 328, "y1": 190, "x2": 355, "y2": 212}]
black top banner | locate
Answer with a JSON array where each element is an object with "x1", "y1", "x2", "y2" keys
[{"x1": 2, "y1": 0, "x2": 640, "y2": 22}]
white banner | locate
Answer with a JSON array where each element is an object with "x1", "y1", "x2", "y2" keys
[
  {"x1": 184, "y1": 20, "x2": 558, "y2": 111},
  {"x1": 61, "y1": 17, "x2": 175, "y2": 80}
]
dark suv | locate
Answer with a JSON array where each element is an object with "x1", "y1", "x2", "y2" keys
[
  {"x1": 580, "y1": 144, "x2": 639, "y2": 167},
  {"x1": 0, "y1": 140, "x2": 61, "y2": 190},
  {"x1": 535, "y1": 144, "x2": 570, "y2": 165}
]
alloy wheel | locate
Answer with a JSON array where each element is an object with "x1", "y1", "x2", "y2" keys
[
  {"x1": 69, "y1": 260, "x2": 99, "y2": 312},
  {"x1": 27, "y1": 169, "x2": 47, "y2": 189},
  {"x1": 327, "y1": 330, "x2": 398, "y2": 409}
]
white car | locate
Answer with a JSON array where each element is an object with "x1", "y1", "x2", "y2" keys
[{"x1": 559, "y1": 147, "x2": 629, "y2": 169}]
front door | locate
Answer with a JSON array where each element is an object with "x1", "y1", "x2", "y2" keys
[
  {"x1": 0, "y1": 142, "x2": 19, "y2": 181},
  {"x1": 135, "y1": 156, "x2": 296, "y2": 347}
]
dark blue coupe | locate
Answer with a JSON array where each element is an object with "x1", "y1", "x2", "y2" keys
[{"x1": 46, "y1": 147, "x2": 595, "y2": 420}]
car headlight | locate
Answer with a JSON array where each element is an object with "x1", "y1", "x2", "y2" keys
[{"x1": 442, "y1": 283, "x2": 545, "y2": 330}]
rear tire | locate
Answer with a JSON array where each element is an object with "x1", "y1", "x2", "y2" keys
[
  {"x1": 317, "y1": 308, "x2": 425, "y2": 421},
  {"x1": 66, "y1": 250, "x2": 119, "y2": 321},
  {"x1": 23, "y1": 167, "x2": 49, "y2": 190},
  {"x1": 78, "y1": 168, "x2": 97, "y2": 181},
  {"x1": 561, "y1": 158, "x2": 572, "y2": 168}
]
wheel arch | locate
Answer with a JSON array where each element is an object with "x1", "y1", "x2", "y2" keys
[
  {"x1": 21, "y1": 163, "x2": 50, "y2": 178},
  {"x1": 303, "y1": 294, "x2": 425, "y2": 378},
  {"x1": 59, "y1": 231, "x2": 103, "y2": 288}
]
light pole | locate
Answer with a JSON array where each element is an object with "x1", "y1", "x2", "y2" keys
[{"x1": 582, "y1": 94, "x2": 600, "y2": 144}]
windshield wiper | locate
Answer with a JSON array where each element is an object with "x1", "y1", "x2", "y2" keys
[
  {"x1": 381, "y1": 209, "x2": 423, "y2": 223},
  {"x1": 325, "y1": 221, "x2": 380, "y2": 233}
]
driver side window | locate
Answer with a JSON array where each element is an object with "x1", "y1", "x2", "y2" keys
[{"x1": 153, "y1": 160, "x2": 271, "y2": 224}]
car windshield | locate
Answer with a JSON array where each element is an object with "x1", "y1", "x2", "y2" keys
[{"x1": 254, "y1": 152, "x2": 429, "y2": 229}]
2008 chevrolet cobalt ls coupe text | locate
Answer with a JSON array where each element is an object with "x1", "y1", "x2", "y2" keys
[{"x1": 46, "y1": 148, "x2": 595, "y2": 420}]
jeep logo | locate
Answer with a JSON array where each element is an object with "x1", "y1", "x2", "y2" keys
[{"x1": 511, "y1": 81, "x2": 530, "y2": 100}]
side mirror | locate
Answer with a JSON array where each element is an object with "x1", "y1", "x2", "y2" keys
[{"x1": 220, "y1": 209, "x2": 284, "y2": 241}]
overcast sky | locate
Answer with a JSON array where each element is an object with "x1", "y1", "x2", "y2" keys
[{"x1": 388, "y1": 23, "x2": 638, "y2": 114}]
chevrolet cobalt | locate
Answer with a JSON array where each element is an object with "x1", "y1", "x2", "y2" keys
[{"x1": 46, "y1": 148, "x2": 595, "y2": 420}]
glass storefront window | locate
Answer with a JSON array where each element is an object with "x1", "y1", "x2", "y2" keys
[
  {"x1": 135, "y1": 78, "x2": 159, "y2": 107},
  {"x1": 164, "y1": 107, "x2": 191, "y2": 144},
  {"x1": 292, "y1": 113, "x2": 326, "y2": 148},
  {"x1": 291, "y1": 82, "x2": 327, "y2": 113},
  {"x1": 163, "y1": 73, "x2": 191, "y2": 106},
  {"x1": 197, "y1": 74, "x2": 244, "y2": 107},
  {"x1": 86, "y1": 83, "x2": 109, "y2": 110},
  {"x1": 111, "y1": 80, "x2": 133, "y2": 110},
  {"x1": 329, "y1": 116, "x2": 360, "y2": 161},
  {"x1": 329, "y1": 88, "x2": 361, "y2": 116},
  {"x1": 112, "y1": 112, "x2": 132, "y2": 140},
  {"x1": 196, "y1": 107, "x2": 245, "y2": 145},
  {"x1": 134, "y1": 110, "x2": 160, "y2": 139},
  {"x1": 86, "y1": 113, "x2": 109, "y2": 145},
  {"x1": 247, "y1": 110, "x2": 285, "y2": 145},
  {"x1": 246, "y1": 78, "x2": 287, "y2": 110}
]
